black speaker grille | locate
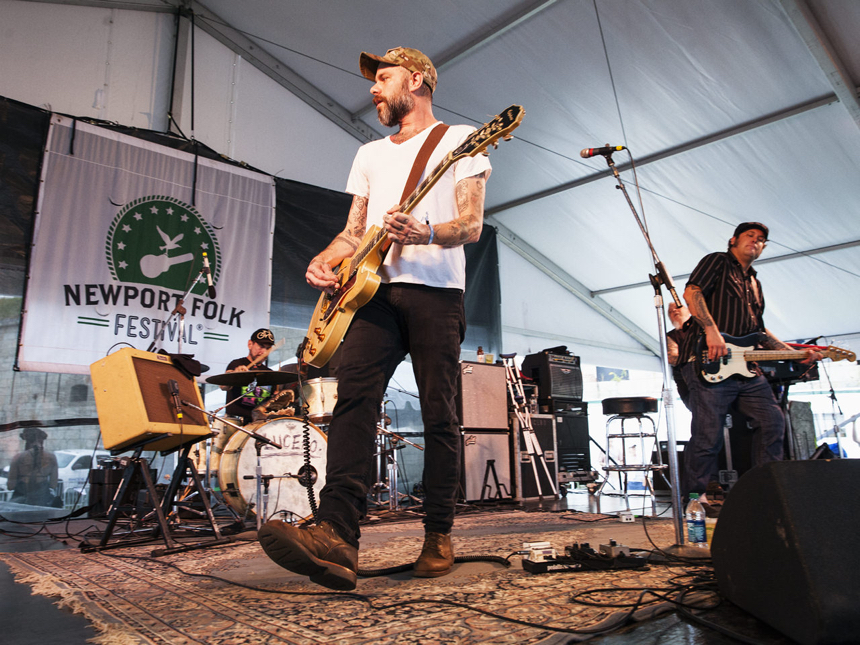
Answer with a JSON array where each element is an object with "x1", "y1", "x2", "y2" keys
[{"x1": 548, "y1": 362, "x2": 583, "y2": 399}]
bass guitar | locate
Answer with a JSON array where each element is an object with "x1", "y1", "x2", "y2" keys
[
  {"x1": 696, "y1": 332, "x2": 855, "y2": 383},
  {"x1": 302, "y1": 105, "x2": 525, "y2": 367}
]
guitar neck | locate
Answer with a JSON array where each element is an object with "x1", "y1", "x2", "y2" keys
[{"x1": 742, "y1": 350, "x2": 809, "y2": 362}]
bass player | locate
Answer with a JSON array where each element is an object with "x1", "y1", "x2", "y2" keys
[{"x1": 677, "y1": 222, "x2": 821, "y2": 512}]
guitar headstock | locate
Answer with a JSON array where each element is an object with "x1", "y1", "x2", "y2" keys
[
  {"x1": 823, "y1": 346, "x2": 856, "y2": 362},
  {"x1": 451, "y1": 105, "x2": 524, "y2": 160}
]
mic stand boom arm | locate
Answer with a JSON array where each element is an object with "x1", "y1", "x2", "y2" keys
[{"x1": 601, "y1": 152, "x2": 685, "y2": 546}]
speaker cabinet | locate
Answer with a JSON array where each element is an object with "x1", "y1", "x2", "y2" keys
[
  {"x1": 512, "y1": 414, "x2": 557, "y2": 500},
  {"x1": 521, "y1": 352, "x2": 583, "y2": 402},
  {"x1": 461, "y1": 431, "x2": 512, "y2": 502},
  {"x1": 554, "y1": 409, "x2": 591, "y2": 480},
  {"x1": 711, "y1": 460, "x2": 860, "y2": 645},
  {"x1": 457, "y1": 361, "x2": 508, "y2": 430},
  {"x1": 90, "y1": 348, "x2": 209, "y2": 452},
  {"x1": 88, "y1": 465, "x2": 157, "y2": 516}
]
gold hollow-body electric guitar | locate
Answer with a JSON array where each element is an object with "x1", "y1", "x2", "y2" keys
[
  {"x1": 301, "y1": 105, "x2": 525, "y2": 367},
  {"x1": 696, "y1": 332, "x2": 855, "y2": 383}
]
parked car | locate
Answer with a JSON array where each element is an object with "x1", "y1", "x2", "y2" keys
[{"x1": 55, "y1": 449, "x2": 112, "y2": 505}]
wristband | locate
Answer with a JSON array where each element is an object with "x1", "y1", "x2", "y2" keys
[{"x1": 426, "y1": 219, "x2": 435, "y2": 245}]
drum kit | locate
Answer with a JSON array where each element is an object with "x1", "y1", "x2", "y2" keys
[
  {"x1": 193, "y1": 370, "x2": 424, "y2": 525},
  {"x1": 193, "y1": 369, "x2": 329, "y2": 529}
]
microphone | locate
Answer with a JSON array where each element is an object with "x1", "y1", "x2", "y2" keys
[
  {"x1": 202, "y1": 252, "x2": 216, "y2": 299},
  {"x1": 580, "y1": 145, "x2": 625, "y2": 159},
  {"x1": 167, "y1": 379, "x2": 183, "y2": 421}
]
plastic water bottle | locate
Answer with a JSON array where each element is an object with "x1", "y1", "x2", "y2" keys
[{"x1": 685, "y1": 493, "x2": 707, "y2": 548}]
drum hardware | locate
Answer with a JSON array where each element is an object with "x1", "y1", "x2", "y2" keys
[
  {"x1": 369, "y1": 398, "x2": 424, "y2": 511},
  {"x1": 219, "y1": 417, "x2": 327, "y2": 528},
  {"x1": 176, "y1": 398, "x2": 283, "y2": 532},
  {"x1": 241, "y1": 467, "x2": 317, "y2": 529},
  {"x1": 502, "y1": 353, "x2": 560, "y2": 501}
]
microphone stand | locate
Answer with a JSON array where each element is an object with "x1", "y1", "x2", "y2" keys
[
  {"x1": 599, "y1": 151, "x2": 692, "y2": 552},
  {"x1": 146, "y1": 263, "x2": 209, "y2": 354}
]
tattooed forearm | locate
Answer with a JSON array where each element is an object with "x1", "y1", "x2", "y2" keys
[
  {"x1": 761, "y1": 329, "x2": 792, "y2": 350},
  {"x1": 686, "y1": 286, "x2": 716, "y2": 329},
  {"x1": 433, "y1": 174, "x2": 486, "y2": 247},
  {"x1": 346, "y1": 196, "x2": 368, "y2": 241},
  {"x1": 313, "y1": 195, "x2": 367, "y2": 266}
]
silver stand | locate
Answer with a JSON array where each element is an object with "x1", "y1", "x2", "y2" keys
[
  {"x1": 599, "y1": 150, "x2": 688, "y2": 548},
  {"x1": 369, "y1": 399, "x2": 424, "y2": 510}
]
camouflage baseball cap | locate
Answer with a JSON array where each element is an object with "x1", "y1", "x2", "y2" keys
[{"x1": 359, "y1": 47, "x2": 437, "y2": 93}]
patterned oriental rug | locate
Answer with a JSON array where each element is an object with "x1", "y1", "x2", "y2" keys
[{"x1": 1, "y1": 512, "x2": 716, "y2": 644}]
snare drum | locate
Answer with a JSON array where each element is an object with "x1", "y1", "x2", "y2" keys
[
  {"x1": 302, "y1": 377, "x2": 338, "y2": 424},
  {"x1": 219, "y1": 417, "x2": 327, "y2": 521}
]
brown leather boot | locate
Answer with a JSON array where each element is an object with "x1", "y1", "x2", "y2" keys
[
  {"x1": 258, "y1": 520, "x2": 358, "y2": 591},
  {"x1": 413, "y1": 531, "x2": 454, "y2": 578}
]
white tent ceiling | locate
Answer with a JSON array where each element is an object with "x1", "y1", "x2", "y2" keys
[{"x1": 7, "y1": 0, "x2": 860, "y2": 369}]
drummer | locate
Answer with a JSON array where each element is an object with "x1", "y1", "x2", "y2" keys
[{"x1": 221, "y1": 328, "x2": 277, "y2": 423}]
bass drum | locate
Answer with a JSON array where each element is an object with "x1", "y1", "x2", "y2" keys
[{"x1": 219, "y1": 417, "x2": 327, "y2": 522}]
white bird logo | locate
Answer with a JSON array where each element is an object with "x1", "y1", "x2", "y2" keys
[{"x1": 157, "y1": 226, "x2": 184, "y2": 251}]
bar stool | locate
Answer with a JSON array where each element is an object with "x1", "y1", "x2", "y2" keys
[{"x1": 596, "y1": 396, "x2": 665, "y2": 510}]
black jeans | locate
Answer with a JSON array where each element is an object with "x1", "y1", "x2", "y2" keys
[{"x1": 317, "y1": 282, "x2": 465, "y2": 547}]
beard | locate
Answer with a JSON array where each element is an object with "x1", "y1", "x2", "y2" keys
[{"x1": 376, "y1": 81, "x2": 415, "y2": 127}]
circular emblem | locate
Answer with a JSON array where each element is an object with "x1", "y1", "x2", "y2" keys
[{"x1": 105, "y1": 196, "x2": 220, "y2": 294}]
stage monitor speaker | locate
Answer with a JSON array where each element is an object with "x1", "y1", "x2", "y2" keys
[
  {"x1": 461, "y1": 431, "x2": 512, "y2": 502},
  {"x1": 456, "y1": 361, "x2": 508, "y2": 430},
  {"x1": 711, "y1": 460, "x2": 860, "y2": 645},
  {"x1": 521, "y1": 352, "x2": 583, "y2": 402},
  {"x1": 512, "y1": 414, "x2": 557, "y2": 500},
  {"x1": 90, "y1": 348, "x2": 210, "y2": 452}
]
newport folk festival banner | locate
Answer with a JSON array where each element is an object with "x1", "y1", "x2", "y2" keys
[{"x1": 18, "y1": 115, "x2": 276, "y2": 374}]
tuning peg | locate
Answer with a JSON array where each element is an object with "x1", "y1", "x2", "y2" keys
[
  {"x1": 491, "y1": 141, "x2": 499, "y2": 149},
  {"x1": 503, "y1": 134, "x2": 514, "y2": 141}
]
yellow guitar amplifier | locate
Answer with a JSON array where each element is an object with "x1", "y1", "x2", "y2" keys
[{"x1": 90, "y1": 348, "x2": 210, "y2": 452}]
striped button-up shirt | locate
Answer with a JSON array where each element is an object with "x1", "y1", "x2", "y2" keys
[{"x1": 679, "y1": 251, "x2": 765, "y2": 363}]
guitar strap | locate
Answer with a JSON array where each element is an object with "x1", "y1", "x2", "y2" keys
[{"x1": 399, "y1": 123, "x2": 450, "y2": 204}]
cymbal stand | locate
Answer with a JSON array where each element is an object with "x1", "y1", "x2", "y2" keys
[
  {"x1": 370, "y1": 398, "x2": 424, "y2": 510},
  {"x1": 501, "y1": 354, "x2": 559, "y2": 500}
]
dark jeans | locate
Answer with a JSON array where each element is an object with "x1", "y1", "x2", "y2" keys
[
  {"x1": 317, "y1": 282, "x2": 465, "y2": 548},
  {"x1": 680, "y1": 362, "x2": 784, "y2": 497}
]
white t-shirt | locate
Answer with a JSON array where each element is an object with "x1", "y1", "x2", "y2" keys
[{"x1": 345, "y1": 122, "x2": 492, "y2": 291}]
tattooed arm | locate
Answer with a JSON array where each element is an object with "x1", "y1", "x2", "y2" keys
[
  {"x1": 383, "y1": 172, "x2": 487, "y2": 247},
  {"x1": 306, "y1": 195, "x2": 368, "y2": 292},
  {"x1": 684, "y1": 284, "x2": 728, "y2": 361}
]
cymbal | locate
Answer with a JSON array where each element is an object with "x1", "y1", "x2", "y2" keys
[{"x1": 205, "y1": 370, "x2": 298, "y2": 387}]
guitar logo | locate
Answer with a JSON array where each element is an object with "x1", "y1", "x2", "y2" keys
[{"x1": 106, "y1": 195, "x2": 220, "y2": 294}]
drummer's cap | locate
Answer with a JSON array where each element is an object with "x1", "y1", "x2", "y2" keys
[{"x1": 250, "y1": 328, "x2": 275, "y2": 347}]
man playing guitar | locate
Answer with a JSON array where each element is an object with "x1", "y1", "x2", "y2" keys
[
  {"x1": 678, "y1": 222, "x2": 821, "y2": 511},
  {"x1": 258, "y1": 46, "x2": 492, "y2": 590}
]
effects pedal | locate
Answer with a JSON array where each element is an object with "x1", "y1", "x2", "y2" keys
[{"x1": 522, "y1": 541, "x2": 647, "y2": 574}]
